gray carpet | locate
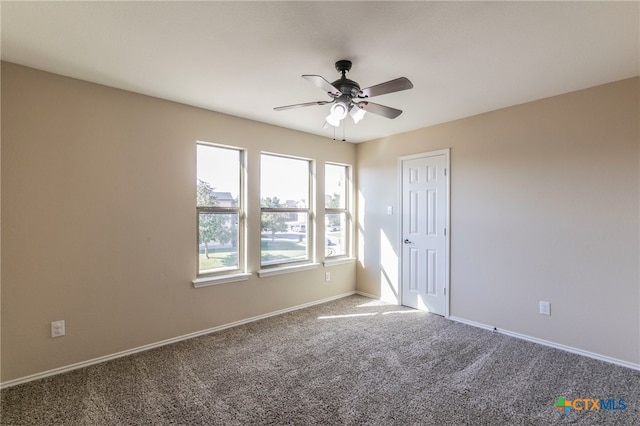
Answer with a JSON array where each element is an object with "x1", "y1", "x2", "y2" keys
[{"x1": 2, "y1": 295, "x2": 639, "y2": 425}]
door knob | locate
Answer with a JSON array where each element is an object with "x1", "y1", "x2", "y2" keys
[{"x1": 404, "y1": 239, "x2": 412, "y2": 244}]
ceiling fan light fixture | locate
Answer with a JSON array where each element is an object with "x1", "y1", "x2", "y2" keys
[
  {"x1": 349, "y1": 105, "x2": 366, "y2": 124},
  {"x1": 326, "y1": 101, "x2": 348, "y2": 127}
]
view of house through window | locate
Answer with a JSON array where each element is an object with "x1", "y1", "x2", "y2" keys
[
  {"x1": 196, "y1": 143, "x2": 243, "y2": 275},
  {"x1": 260, "y1": 154, "x2": 311, "y2": 267},
  {"x1": 325, "y1": 163, "x2": 349, "y2": 257}
]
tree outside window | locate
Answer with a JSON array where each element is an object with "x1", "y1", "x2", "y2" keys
[
  {"x1": 196, "y1": 143, "x2": 244, "y2": 275},
  {"x1": 325, "y1": 163, "x2": 350, "y2": 258},
  {"x1": 260, "y1": 154, "x2": 311, "y2": 267}
]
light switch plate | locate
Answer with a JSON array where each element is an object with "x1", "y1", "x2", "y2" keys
[{"x1": 539, "y1": 301, "x2": 550, "y2": 316}]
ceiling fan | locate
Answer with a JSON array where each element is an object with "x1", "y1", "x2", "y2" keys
[{"x1": 274, "y1": 60, "x2": 413, "y2": 127}]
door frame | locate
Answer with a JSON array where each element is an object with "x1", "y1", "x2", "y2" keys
[{"x1": 397, "y1": 148, "x2": 451, "y2": 317}]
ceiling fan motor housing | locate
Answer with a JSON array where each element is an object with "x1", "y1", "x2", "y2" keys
[
  {"x1": 332, "y1": 59, "x2": 360, "y2": 98},
  {"x1": 332, "y1": 79, "x2": 361, "y2": 98}
]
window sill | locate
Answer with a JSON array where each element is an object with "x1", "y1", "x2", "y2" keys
[
  {"x1": 192, "y1": 273, "x2": 252, "y2": 288},
  {"x1": 258, "y1": 262, "x2": 320, "y2": 278},
  {"x1": 323, "y1": 257, "x2": 356, "y2": 267}
]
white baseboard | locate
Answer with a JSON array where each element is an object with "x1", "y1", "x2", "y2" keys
[
  {"x1": 354, "y1": 290, "x2": 384, "y2": 300},
  {"x1": 448, "y1": 315, "x2": 640, "y2": 372},
  {"x1": 1, "y1": 291, "x2": 357, "y2": 389}
]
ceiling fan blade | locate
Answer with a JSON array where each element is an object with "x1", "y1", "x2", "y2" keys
[
  {"x1": 302, "y1": 75, "x2": 342, "y2": 97},
  {"x1": 359, "y1": 77, "x2": 413, "y2": 99},
  {"x1": 356, "y1": 101, "x2": 403, "y2": 119},
  {"x1": 274, "y1": 100, "x2": 332, "y2": 111}
]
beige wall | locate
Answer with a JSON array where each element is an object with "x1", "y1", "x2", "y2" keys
[
  {"x1": 356, "y1": 77, "x2": 640, "y2": 365},
  {"x1": 1, "y1": 62, "x2": 357, "y2": 383},
  {"x1": 2, "y1": 62, "x2": 638, "y2": 384}
]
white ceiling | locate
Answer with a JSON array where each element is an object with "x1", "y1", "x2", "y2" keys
[{"x1": 2, "y1": 1, "x2": 638, "y2": 143}]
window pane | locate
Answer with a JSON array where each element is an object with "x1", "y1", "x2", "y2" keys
[
  {"x1": 261, "y1": 212, "x2": 307, "y2": 265},
  {"x1": 325, "y1": 212, "x2": 347, "y2": 257},
  {"x1": 325, "y1": 164, "x2": 346, "y2": 210},
  {"x1": 197, "y1": 145, "x2": 240, "y2": 207},
  {"x1": 198, "y1": 213, "x2": 239, "y2": 273},
  {"x1": 261, "y1": 154, "x2": 309, "y2": 208}
]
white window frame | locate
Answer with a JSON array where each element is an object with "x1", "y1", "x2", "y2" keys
[
  {"x1": 324, "y1": 162, "x2": 352, "y2": 260},
  {"x1": 259, "y1": 152, "x2": 315, "y2": 270},
  {"x1": 194, "y1": 142, "x2": 247, "y2": 286}
]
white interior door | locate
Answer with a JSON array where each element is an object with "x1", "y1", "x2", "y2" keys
[{"x1": 400, "y1": 150, "x2": 449, "y2": 315}]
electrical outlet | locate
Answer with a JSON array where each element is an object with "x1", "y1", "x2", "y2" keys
[
  {"x1": 51, "y1": 320, "x2": 65, "y2": 337},
  {"x1": 325, "y1": 272, "x2": 331, "y2": 281},
  {"x1": 539, "y1": 301, "x2": 551, "y2": 316}
]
